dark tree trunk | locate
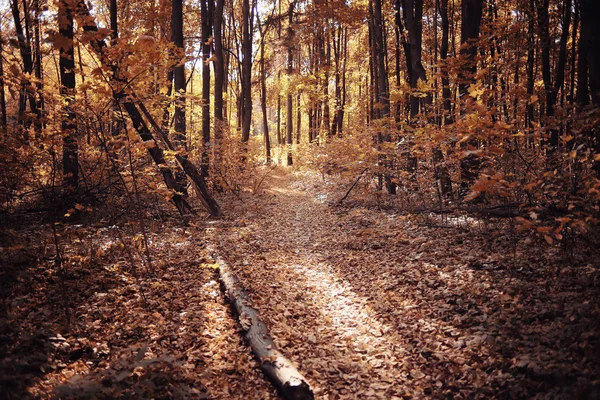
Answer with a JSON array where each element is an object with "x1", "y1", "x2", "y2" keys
[
  {"x1": 214, "y1": 0, "x2": 226, "y2": 146},
  {"x1": 241, "y1": 0, "x2": 254, "y2": 146},
  {"x1": 258, "y1": 18, "x2": 271, "y2": 163},
  {"x1": 458, "y1": 0, "x2": 484, "y2": 194},
  {"x1": 402, "y1": 0, "x2": 428, "y2": 118},
  {"x1": 579, "y1": 0, "x2": 600, "y2": 106},
  {"x1": 11, "y1": 0, "x2": 40, "y2": 138},
  {"x1": 526, "y1": 0, "x2": 536, "y2": 128},
  {"x1": 173, "y1": 0, "x2": 187, "y2": 150},
  {"x1": 286, "y1": 2, "x2": 295, "y2": 165},
  {"x1": 0, "y1": 22, "x2": 6, "y2": 132},
  {"x1": 579, "y1": 0, "x2": 600, "y2": 175},
  {"x1": 458, "y1": 0, "x2": 484, "y2": 99},
  {"x1": 74, "y1": 0, "x2": 221, "y2": 217},
  {"x1": 58, "y1": 0, "x2": 78, "y2": 203},
  {"x1": 438, "y1": 0, "x2": 451, "y2": 121},
  {"x1": 200, "y1": 0, "x2": 212, "y2": 175},
  {"x1": 536, "y1": 0, "x2": 571, "y2": 150},
  {"x1": 371, "y1": 0, "x2": 394, "y2": 193}
]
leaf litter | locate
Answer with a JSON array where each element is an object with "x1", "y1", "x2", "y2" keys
[{"x1": 215, "y1": 167, "x2": 600, "y2": 399}]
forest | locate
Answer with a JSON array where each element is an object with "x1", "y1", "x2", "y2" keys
[{"x1": 1, "y1": 0, "x2": 599, "y2": 398}]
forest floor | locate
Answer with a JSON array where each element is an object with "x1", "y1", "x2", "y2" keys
[{"x1": 1, "y1": 166, "x2": 600, "y2": 399}]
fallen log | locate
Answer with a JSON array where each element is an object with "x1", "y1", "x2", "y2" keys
[{"x1": 211, "y1": 250, "x2": 314, "y2": 400}]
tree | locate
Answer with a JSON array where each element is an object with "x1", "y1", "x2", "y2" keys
[
  {"x1": 240, "y1": 0, "x2": 255, "y2": 148},
  {"x1": 58, "y1": 0, "x2": 78, "y2": 203},
  {"x1": 286, "y1": 0, "x2": 296, "y2": 165},
  {"x1": 172, "y1": 0, "x2": 187, "y2": 152},
  {"x1": 458, "y1": 0, "x2": 484, "y2": 194}
]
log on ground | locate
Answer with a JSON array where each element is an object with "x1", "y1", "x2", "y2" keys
[{"x1": 212, "y1": 253, "x2": 314, "y2": 400}]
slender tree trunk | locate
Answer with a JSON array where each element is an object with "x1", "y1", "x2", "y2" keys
[
  {"x1": 173, "y1": 0, "x2": 187, "y2": 150},
  {"x1": 403, "y1": 0, "x2": 428, "y2": 118},
  {"x1": 438, "y1": 0, "x2": 452, "y2": 122},
  {"x1": 12, "y1": 0, "x2": 39, "y2": 138},
  {"x1": 458, "y1": 0, "x2": 484, "y2": 194},
  {"x1": 579, "y1": 0, "x2": 600, "y2": 175},
  {"x1": 200, "y1": 0, "x2": 212, "y2": 175},
  {"x1": 241, "y1": 0, "x2": 254, "y2": 147},
  {"x1": 33, "y1": 0, "x2": 44, "y2": 131},
  {"x1": 286, "y1": 1, "x2": 295, "y2": 165},
  {"x1": 214, "y1": 0, "x2": 226, "y2": 155},
  {"x1": 0, "y1": 22, "x2": 7, "y2": 133},
  {"x1": 296, "y1": 92, "x2": 301, "y2": 144},
  {"x1": 258, "y1": 18, "x2": 271, "y2": 163},
  {"x1": 58, "y1": 0, "x2": 78, "y2": 204},
  {"x1": 526, "y1": 0, "x2": 536, "y2": 128}
]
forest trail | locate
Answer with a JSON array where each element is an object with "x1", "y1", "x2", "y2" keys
[
  {"x1": 215, "y1": 167, "x2": 600, "y2": 399},
  {"x1": 218, "y1": 170, "x2": 412, "y2": 398}
]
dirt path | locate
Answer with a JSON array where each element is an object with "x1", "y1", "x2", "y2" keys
[{"x1": 217, "y1": 168, "x2": 600, "y2": 399}]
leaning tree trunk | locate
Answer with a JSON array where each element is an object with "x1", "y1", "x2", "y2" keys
[{"x1": 74, "y1": 0, "x2": 221, "y2": 217}]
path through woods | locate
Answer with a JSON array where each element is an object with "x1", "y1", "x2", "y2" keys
[{"x1": 215, "y1": 168, "x2": 600, "y2": 399}]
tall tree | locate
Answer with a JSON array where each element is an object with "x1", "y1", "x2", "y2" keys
[
  {"x1": 240, "y1": 0, "x2": 255, "y2": 146},
  {"x1": 199, "y1": 0, "x2": 212, "y2": 175},
  {"x1": 214, "y1": 0, "x2": 226, "y2": 146},
  {"x1": 58, "y1": 0, "x2": 78, "y2": 202},
  {"x1": 172, "y1": 0, "x2": 187, "y2": 151},
  {"x1": 0, "y1": 21, "x2": 6, "y2": 133},
  {"x1": 458, "y1": 0, "x2": 484, "y2": 193},
  {"x1": 11, "y1": 0, "x2": 40, "y2": 138},
  {"x1": 458, "y1": 0, "x2": 484, "y2": 99},
  {"x1": 402, "y1": 0, "x2": 428, "y2": 117},
  {"x1": 286, "y1": 1, "x2": 295, "y2": 165}
]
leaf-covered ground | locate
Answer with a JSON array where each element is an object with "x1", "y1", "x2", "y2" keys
[
  {"x1": 216, "y1": 168, "x2": 600, "y2": 399},
  {"x1": 2, "y1": 167, "x2": 600, "y2": 399},
  {"x1": 0, "y1": 218, "x2": 277, "y2": 399}
]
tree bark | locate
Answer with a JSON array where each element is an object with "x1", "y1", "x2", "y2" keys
[
  {"x1": 0, "y1": 22, "x2": 7, "y2": 133},
  {"x1": 212, "y1": 251, "x2": 314, "y2": 400},
  {"x1": 74, "y1": 0, "x2": 221, "y2": 217},
  {"x1": 286, "y1": 1, "x2": 295, "y2": 165},
  {"x1": 173, "y1": 0, "x2": 187, "y2": 152},
  {"x1": 458, "y1": 0, "x2": 484, "y2": 194},
  {"x1": 258, "y1": 17, "x2": 271, "y2": 163},
  {"x1": 241, "y1": 0, "x2": 254, "y2": 146},
  {"x1": 200, "y1": 0, "x2": 212, "y2": 175},
  {"x1": 58, "y1": 0, "x2": 78, "y2": 204}
]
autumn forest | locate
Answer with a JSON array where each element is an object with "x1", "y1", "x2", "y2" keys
[{"x1": 1, "y1": 0, "x2": 599, "y2": 398}]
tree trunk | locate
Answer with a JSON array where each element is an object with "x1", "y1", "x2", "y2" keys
[
  {"x1": 74, "y1": 0, "x2": 221, "y2": 217},
  {"x1": 211, "y1": 251, "x2": 314, "y2": 400},
  {"x1": 200, "y1": 0, "x2": 212, "y2": 175},
  {"x1": 0, "y1": 22, "x2": 7, "y2": 133},
  {"x1": 58, "y1": 0, "x2": 78, "y2": 204},
  {"x1": 173, "y1": 0, "x2": 187, "y2": 151},
  {"x1": 241, "y1": 0, "x2": 254, "y2": 146},
  {"x1": 458, "y1": 0, "x2": 484, "y2": 194},
  {"x1": 214, "y1": 0, "x2": 226, "y2": 158},
  {"x1": 11, "y1": 0, "x2": 40, "y2": 138},
  {"x1": 258, "y1": 18, "x2": 271, "y2": 163},
  {"x1": 286, "y1": 1, "x2": 295, "y2": 165},
  {"x1": 438, "y1": 0, "x2": 451, "y2": 121}
]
